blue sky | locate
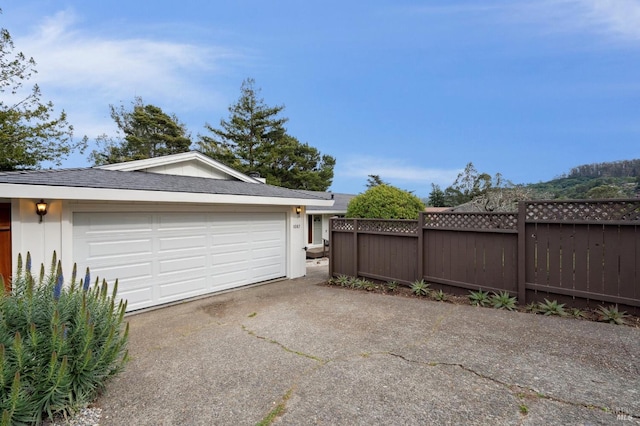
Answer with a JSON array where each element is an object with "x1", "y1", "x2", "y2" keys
[{"x1": 4, "y1": 0, "x2": 640, "y2": 197}]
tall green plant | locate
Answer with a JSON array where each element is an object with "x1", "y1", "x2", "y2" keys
[{"x1": 0, "y1": 252, "x2": 129, "y2": 424}]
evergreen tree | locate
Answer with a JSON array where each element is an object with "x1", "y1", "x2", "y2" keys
[
  {"x1": 90, "y1": 97, "x2": 191, "y2": 165},
  {"x1": 198, "y1": 78, "x2": 335, "y2": 190},
  {"x1": 427, "y1": 183, "x2": 446, "y2": 207},
  {"x1": 0, "y1": 13, "x2": 82, "y2": 170}
]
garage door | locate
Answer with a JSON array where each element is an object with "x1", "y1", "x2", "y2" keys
[{"x1": 73, "y1": 212, "x2": 286, "y2": 311}]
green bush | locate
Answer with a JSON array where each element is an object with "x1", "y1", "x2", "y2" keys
[
  {"x1": 346, "y1": 184, "x2": 425, "y2": 219},
  {"x1": 0, "y1": 252, "x2": 129, "y2": 424}
]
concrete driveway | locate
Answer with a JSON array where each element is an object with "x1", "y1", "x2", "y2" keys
[{"x1": 96, "y1": 266, "x2": 639, "y2": 425}]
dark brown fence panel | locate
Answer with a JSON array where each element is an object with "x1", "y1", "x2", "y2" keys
[
  {"x1": 329, "y1": 230, "x2": 355, "y2": 277},
  {"x1": 357, "y1": 233, "x2": 418, "y2": 284},
  {"x1": 329, "y1": 200, "x2": 639, "y2": 311},
  {"x1": 423, "y1": 229, "x2": 517, "y2": 294},
  {"x1": 523, "y1": 200, "x2": 640, "y2": 308}
]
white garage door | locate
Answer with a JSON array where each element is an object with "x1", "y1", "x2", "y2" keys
[{"x1": 73, "y1": 212, "x2": 286, "y2": 311}]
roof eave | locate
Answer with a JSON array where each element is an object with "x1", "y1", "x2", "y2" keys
[{"x1": 0, "y1": 183, "x2": 335, "y2": 206}]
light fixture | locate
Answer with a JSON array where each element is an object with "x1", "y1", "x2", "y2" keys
[
  {"x1": 36, "y1": 199, "x2": 48, "y2": 223},
  {"x1": 295, "y1": 206, "x2": 302, "y2": 216}
]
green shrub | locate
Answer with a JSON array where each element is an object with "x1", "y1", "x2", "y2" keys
[
  {"x1": 336, "y1": 275, "x2": 351, "y2": 287},
  {"x1": 346, "y1": 184, "x2": 426, "y2": 219},
  {"x1": 411, "y1": 279, "x2": 430, "y2": 297},
  {"x1": 468, "y1": 290, "x2": 490, "y2": 307},
  {"x1": 432, "y1": 289, "x2": 448, "y2": 301},
  {"x1": 490, "y1": 291, "x2": 517, "y2": 311},
  {"x1": 537, "y1": 299, "x2": 567, "y2": 317},
  {"x1": 597, "y1": 305, "x2": 628, "y2": 325},
  {"x1": 386, "y1": 281, "x2": 398, "y2": 292},
  {"x1": 0, "y1": 252, "x2": 129, "y2": 424}
]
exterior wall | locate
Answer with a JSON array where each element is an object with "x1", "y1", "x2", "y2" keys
[
  {"x1": 143, "y1": 160, "x2": 233, "y2": 179},
  {"x1": 11, "y1": 199, "x2": 307, "y2": 284}
]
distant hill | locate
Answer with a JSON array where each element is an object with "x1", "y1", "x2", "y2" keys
[{"x1": 528, "y1": 159, "x2": 640, "y2": 200}]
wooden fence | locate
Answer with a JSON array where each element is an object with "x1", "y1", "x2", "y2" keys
[{"x1": 329, "y1": 200, "x2": 640, "y2": 312}]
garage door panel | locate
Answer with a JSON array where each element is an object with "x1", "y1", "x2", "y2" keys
[
  {"x1": 157, "y1": 214, "x2": 208, "y2": 231},
  {"x1": 74, "y1": 211, "x2": 286, "y2": 311},
  {"x1": 83, "y1": 239, "x2": 154, "y2": 259},
  {"x1": 76, "y1": 214, "x2": 154, "y2": 233},
  {"x1": 159, "y1": 235, "x2": 207, "y2": 252},
  {"x1": 158, "y1": 277, "x2": 207, "y2": 300},
  {"x1": 158, "y1": 255, "x2": 207, "y2": 274}
]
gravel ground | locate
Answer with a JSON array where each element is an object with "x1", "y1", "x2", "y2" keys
[{"x1": 44, "y1": 407, "x2": 102, "y2": 426}]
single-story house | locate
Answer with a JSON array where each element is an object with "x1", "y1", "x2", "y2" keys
[
  {"x1": 0, "y1": 151, "x2": 333, "y2": 311},
  {"x1": 299, "y1": 191, "x2": 355, "y2": 251}
]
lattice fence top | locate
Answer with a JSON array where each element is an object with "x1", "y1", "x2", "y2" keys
[
  {"x1": 423, "y1": 212, "x2": 518, "y2": 230},
  {"x1": 357, "y1": 219, "x2": 419, "y2": 234},
  {"x1": 332, "y1": 218, "x2": 355, "y2": 231},
  {"x1": 331, "y1": 218, "x2": 419, "y2": 234},
  {"x1": 525, "y1": 200, "x2": 640, "y2": 222}
]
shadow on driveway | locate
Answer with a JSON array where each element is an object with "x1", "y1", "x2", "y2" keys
[{"x1": 96, "y1": 265, "x2": 639, "y2": 425}]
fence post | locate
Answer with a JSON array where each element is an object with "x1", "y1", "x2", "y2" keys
[
  {"x1": 517, "y1": 201, "x2": 526, "y2": 304},
  {"x1": 417, "y1": 212, "x2": 424, "y2": 281},
  {"x1": 353, "y1": 219, "x2": 358, "y2": 277},
  {"x1": 328, "y1": 217, "x2": 334, "y2": 278}
]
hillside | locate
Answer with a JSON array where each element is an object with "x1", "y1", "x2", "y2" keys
[{"x1": 528, "y1": 159, "x2": 640, "y2": 200}]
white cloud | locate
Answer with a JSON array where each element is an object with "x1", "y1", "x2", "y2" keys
[
  {"x1": 13, "y1": 10, "x2": 242, "y2": 145},
  {"x1": 574, "y1": 0, "x2": 640, "y2": 41},
  {"x1": 338, "y1": 156, "x2": 462, "y2": 190},
  {"x1": 396, "y1": 0, "x2": 640, "y2": 45}
]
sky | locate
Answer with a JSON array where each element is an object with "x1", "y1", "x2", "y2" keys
[{"x1": 3, "y1": 0, "x2": 640, "y2": 197}]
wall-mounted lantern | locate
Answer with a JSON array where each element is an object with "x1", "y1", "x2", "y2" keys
[
  {"x1": 36, "y1": 199, "x2": 48, "y2": 223},
  {"x1": 295, "y1": 206, "x2": 302, "y2": 216}
]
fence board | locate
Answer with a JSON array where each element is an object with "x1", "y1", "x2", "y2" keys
[
  {"x1": 572, "y1": 225, "x2": 589, "y2": 295},
  {"x1": 618, "y1": 226, "x2": 638, "y2": 300},
  {"x1": 603, "y1": 226, "x2": 620, "y2": 298}
]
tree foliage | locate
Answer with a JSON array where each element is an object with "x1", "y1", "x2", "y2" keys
[
  {"x1": 90, "y1": 97, "x2": 191, "y2": 165},
  {"x1": 0, "y1": 15, "x2": 82, "y2": 170},
  {"x1": 427, "y1": 183, "x2": 446, "y2": 207},
  {"x1": 198, "y1": 78, "x2": 335, "y2": 190},
  {"x1": 366, "y1": 174, "x2": 387, "y2": 188},
  {"x1": 568, "y1": 159, "x2": 640, "y2": 179},
  {"x1": 442, "y1": 162, "x2": 494, "y2": 206},
  {"x1": 346, "y1": 184, "x2": 425, "y2": 219}
]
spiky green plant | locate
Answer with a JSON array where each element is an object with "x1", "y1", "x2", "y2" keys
[
  {"x1": 468, "y1": 290, "x2": 490, "y2": 307},
  {"x1": 336, "y1": 275, "x2": 351, "y2": 287},
  {"x1": 411, "y1": 279, "x2": 430, "y2": 297},
  {"x1": 537, "y1": 299, "x2": 567, "y2": 317},
  {"x1": 433, "y1": 289, "x2": 448, "y2": 301},
  {"x1": 386, "y1": 281, "x2": 398, "y2": 292},
  {"x1": 523, "y1": 302, "x2": 539, "y2": 313},
  {"x1": 359, "y1": 279, "x2": 376, "y2": 291},
  {"x1": 0, "y1": 252, "x2": 129, "y2": 424},
  {"x1": 490, "y1": 291, "x2": 517, "y2": 311},
  {"x1": 597, "y1": 305, "x2": 628, "y2": 325},
  {"x1": 569, "y1": 308, "x2": 586, "y2": 319}
]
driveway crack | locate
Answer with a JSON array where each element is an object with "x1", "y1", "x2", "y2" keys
[
  {"x1": 385, "y1": 352, "x2": 624, "y2": 416},
  {"x1": 241, "y1": 324, "x2": 326, "y2": 363}
]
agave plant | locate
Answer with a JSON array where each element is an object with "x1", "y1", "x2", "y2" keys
[
  {"x1": 411, "y1": 279, "x2": 430, "y2": 297},
  {"x1": 468, "y1": 290, "x2": 490, "y2": 307},
  {"x1": 386, "y1": 281, "x2": 399, "y2": 292},
  {"x1": 537, "y1": 299, "x2": 567, "y2": 317},
  {"x1": 490, "y1": 291, "x2": 517, "y2": 311},
  {"x1": 597, "y1": 305, "x2": 628, "y2": 325},
  {"x1": 433, "y1": 289, "x2": 448, "y2": 301}
]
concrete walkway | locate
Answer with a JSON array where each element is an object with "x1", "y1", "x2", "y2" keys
[{"x1": 96, "y1": 265, "x2": 639, "y2": 425}]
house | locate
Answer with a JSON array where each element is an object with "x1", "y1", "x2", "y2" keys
[
  {"x1": 299, "y1": 191, "x2": 355, "y2": 256},
  {"x1": 0, "y1": 151, "x2": 333, "y2": 311}
]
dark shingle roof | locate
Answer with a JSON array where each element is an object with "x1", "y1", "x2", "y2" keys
[
  {"x1": 296, "y1": 191, "x2": 356, "y2": 212},
  {"x1": 0, "y1": 168, "x2": 328, "y2": 200}
]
